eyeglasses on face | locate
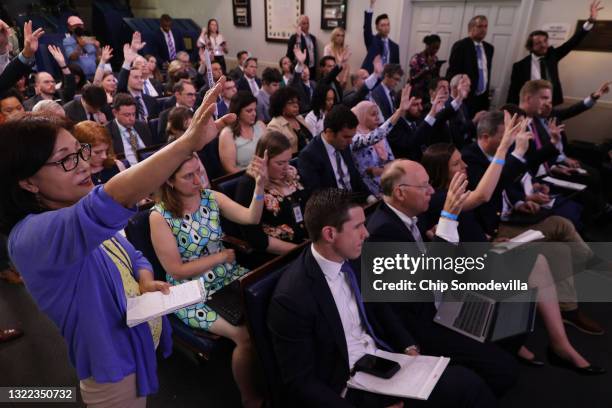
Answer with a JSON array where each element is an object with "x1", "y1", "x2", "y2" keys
[
  {"x1": 396, "y1": 182, "x2": 432, "y2": 190},
  {"x1": 45, "y1": 143, "x2": 92, "y2": 172}
]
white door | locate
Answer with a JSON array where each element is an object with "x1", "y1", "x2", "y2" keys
[{"x1": 406, "y1": 1, "x2": 522, "y2": 107}]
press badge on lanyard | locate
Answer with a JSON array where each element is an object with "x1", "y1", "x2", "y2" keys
[{"x1": 292, "y1": 204, "x2": 303, "y2": 223}]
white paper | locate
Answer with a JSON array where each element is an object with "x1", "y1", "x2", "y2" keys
[
  {"x1": 542, "y1": 176, "x2": 587, "y2": 191},
  {"x1": 126, "y1": 279, "x2": 207, "y2": 327},
  {"x1": 347, "y1": 350, "x2": 450, "y2": 400},
  {"x1": 491, "y1": 229, "x2": 545, "y2": 254}
]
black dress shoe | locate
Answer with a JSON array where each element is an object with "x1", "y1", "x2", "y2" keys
[
  {"x1": 517, "y1": 354, "x2": 545, "y2": 367},
  {"x1": 547, "y1": 348, "x2": 606, "y2": 375}
]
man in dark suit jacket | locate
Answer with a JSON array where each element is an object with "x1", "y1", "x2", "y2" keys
[
  {"x1": 507, "y1": 3, "x2": 601, "y2": 105},
  {"x1": 371, "y1": 64, "x2": 403, "y2": 120},
  {"x1": 63, "y1": 84, "x2": 113, "y2": 123},
  {"x1": 286, "y1": 15, "x2": 318, "y2": 73},
  {"x1": 298, "y1": 105, "x2": 371, "y2": 200},
  {"x1": 152, "y1": 14, "x2": 185, "y2": 67},
  {"x1": 106, "y1": 93, "x2": 154, "y2": 167},
  {"x1": 117, "y1": 66, "x2": 160, "y2": 121},
  {"x1": 461, "y1": 113, "x2": 529, "y2": 238},
  {"x1": 366, "y1": 159, "x2": 519, "y2": 397},
  {"x1": 447, "y1": 15, "x2": 494, "y2": 117},
  {"x1": 268, "y1": 188, "x2": 496, "y2": 407},
  {"x1": 23, "y1": 70, "x2": 76, "y2": 111},
  {"x1": 235, "y1": 57, "x2": 261, "y2": 97},
  {"x1": 156, "y1": 80, "x2": 196, "y2": 142},
  {"x1": 361, "y1": 3, "x2": 399, "y2": 73}
]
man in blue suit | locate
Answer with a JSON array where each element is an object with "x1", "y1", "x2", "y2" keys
[
  {"x1": 362, "y1": 0, "x2": 400, "y2": 73},
  {"x1": 153, "y1": 14, "x2": 185, "y2": 68},
  {"x1": 267, "y1": 188, "x2": 497, "y2": 407},
  {"x1": 371, "y1": 64, "x2": 403, "y2": 120}
]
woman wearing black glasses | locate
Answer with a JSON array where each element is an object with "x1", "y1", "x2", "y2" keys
[{"x1": 0, "y1": 78, "x2": 236, "y2": 407}]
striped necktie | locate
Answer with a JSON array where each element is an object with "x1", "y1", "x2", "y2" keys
[{"x1": 166, "y1": 32, "x2": 176, "y2": 60}]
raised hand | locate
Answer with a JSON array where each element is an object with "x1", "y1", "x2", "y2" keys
[
  {"x1": 294, "y1": 45, "x2": 307, "y2": 65},
  {"x1": 100, "y1": 45, "x2": 113, "y2": 63},
  {"x1": 399, "y1": 84, "x2": 417, "y2": 111},
  {"x1": 546, "y1": 117, "x2": 564, "y2": 144},
  {"x1": 594, "y1": 81, "x2": 611, "y2": 98},
  {"x1": 130, "y1": 31, "x2": 146, "y2": 52},
  {"x1": 48, "y1": 44, "x2": 67, "y2": 67},
  {"x1": 443, "y1": 171, "x2": 470, "y2": 216},
  {"x1": 123, "y1": 43, "x2": 137, "y2": 65},
  {"x1": 513, "y1": 121, "x2": 533, "y2": 157},
  {"x1": 248, "y1": 149, "x2": 269, "y2": 187},
  {"x1": 498, "y1": 111, "x2": 522, "y2": 151},
  {"x1": 183, "y1": 76, "x2": 237, "y2": 151},
  {"x1": 0, "y1": 19, "x2": 10, "y2": 53},
  {"x1": 370, "y1": 0, "x2": 377, "y2": 8},
  {"x1": 457, "y1": 74, "x2": 471, "y2": 100},
  {"x1": 429, "y1": 93, "x2": 447, "y2": 115},
  {"x1": 22, "y1": 20, "x2": 45, "y2": 58},
  {"x1": 590, "y1": 0, "x2": 604, "y2": 20},
  {"x1": 372, "y1": 54, "x2": 384, "y2": 76}
]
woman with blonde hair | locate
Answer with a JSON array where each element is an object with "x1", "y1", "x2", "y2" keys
[
  {"x1": 73, "y1": 120, "x2": 126, "y2": 185},
  {"x1": 323, "y1": 27, "x2": 349, "y2": 88}
]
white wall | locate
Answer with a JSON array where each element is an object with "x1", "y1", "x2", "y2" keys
[
  {"x1": 525, "y1": 0, "x2": 612, "y2": 104},
  {"x1": 132, "y1": 0, "x2": 407, "y2": 73}
]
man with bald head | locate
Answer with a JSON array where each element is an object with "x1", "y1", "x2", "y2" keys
[
  {"x1": 286, "y1": 15, "x2": 318, "y2": 74},
  {"x1": 24, "y1": 69, "x2": 76, "y2": 111},
  {"x1": 365, "y1": 159, "x2": 521, "y2": 398}
]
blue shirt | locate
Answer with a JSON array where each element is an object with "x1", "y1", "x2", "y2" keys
[
  {"x1": 9, "y1": 186, "x2": 172, "y2": 396},
  {"x1": 63, "y1": 34, "x2": 97, "y2": 79}
]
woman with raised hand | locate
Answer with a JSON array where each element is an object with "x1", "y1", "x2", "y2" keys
[{"x1": 0, "y1": 77, "x2": 235, "y2": 407}]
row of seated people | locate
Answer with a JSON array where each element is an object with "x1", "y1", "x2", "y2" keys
[{"x1": 1, "y1": 20, "x2": 611, "y2": 408}]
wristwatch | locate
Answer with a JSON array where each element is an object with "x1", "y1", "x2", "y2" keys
[{"x1": 404, "y1": 345, "x2": 419, "y2": 354}]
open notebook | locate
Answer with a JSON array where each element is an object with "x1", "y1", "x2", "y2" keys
[
  {"x1": 347, "y1": 350, "x2": 450, "y2": 401},
  {"x1": 126, "y1": 278, "x2": 208, "y2": 327}
]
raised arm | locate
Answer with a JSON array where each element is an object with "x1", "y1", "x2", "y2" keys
[
  {"x1": 463, "y1": 114, "x2": 528, "y2": 211},
  {"x1": 93, "y1": 45, "x2": 113, "y2": 86},
  {"x1": 104, "y1": 77, "x2": 237, "y2": 207}
]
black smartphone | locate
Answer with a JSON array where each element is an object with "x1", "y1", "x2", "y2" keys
[{"x1": 353, "y1": 354, "x2": 401, "y2": 379}]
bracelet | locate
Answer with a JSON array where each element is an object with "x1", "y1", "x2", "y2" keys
[
  {"x1": 59, "y1": 65, "x2": 68, "y2": 70},
  {"x1": 491, "y1": 157, "x2": 505, "y2": 166},
  {"x1": 255, "y1": 194, "x2": 265, "y2": 201},
  {"x1": 440, "y1": 210, "x2": 458, "y2": 221}
]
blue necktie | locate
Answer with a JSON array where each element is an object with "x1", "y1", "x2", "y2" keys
[
  {"x1": 475, "y1": 44, "x2": 486, "y2": 95},
  {"x1": 341, "y1": 262, "x2": 392, "y2": 352},
  {"x1": 382, "y1": 39, "x2": 389, "y2": 65}
]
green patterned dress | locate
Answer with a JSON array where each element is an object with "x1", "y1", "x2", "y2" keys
[{"x1": 152, "y1": 189, "x2": 248, "y2": 330}]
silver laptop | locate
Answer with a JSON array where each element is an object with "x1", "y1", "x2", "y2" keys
[{"x1": 433, "y1": 290, "x2": 537, "y2": 343}]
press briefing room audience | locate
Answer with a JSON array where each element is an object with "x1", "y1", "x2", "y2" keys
[
  {"x1": 2, "y1": 5, "x2": 612, "y2": 407},
  {"x1": 219, "y1": 91, "x2": 266, "y2": 174},
  {"x1": 235, "y1": 131, "x2": 309, "y2": 254}
]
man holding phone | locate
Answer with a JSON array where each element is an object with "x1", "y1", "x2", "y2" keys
[{"x1": 268, "y1": 188, "x2": 496, "y2": 407}]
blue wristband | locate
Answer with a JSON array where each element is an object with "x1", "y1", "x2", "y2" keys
[
  {"x1": 440, "y1": 210, "x2": 458, "y2": 221},
  {"x1": 255, "y1": 194, "x2": 265, "y2": 201},
  {"x1": 492, "y1": 158, "x2": 505, "y2": 166}
]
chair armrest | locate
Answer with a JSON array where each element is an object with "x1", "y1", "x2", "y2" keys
[{"x1": 222, "y1": 234, "x2": 254, "y2": 254}]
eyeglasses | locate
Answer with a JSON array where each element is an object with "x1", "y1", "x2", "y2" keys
[
  {"x1": 45, "y1": 144, "x2": 91, "y2": 172},
  {"x1": 397, "y1": 182, "x2": 432, "y2": 190}
]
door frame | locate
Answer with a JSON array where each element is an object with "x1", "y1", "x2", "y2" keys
[{"x1": 398, "y1": 0, "x2": 536, "y2": 107}]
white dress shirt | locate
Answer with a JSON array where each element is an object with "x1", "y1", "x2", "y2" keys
[
  {"x1": 116, "y1": 119, "x2": 145, "y2": 166},
  {"x1": 321, "y1": 135, "x2": 350, "y2": 189},
  {"x1": 311, "y1": 245, "x2": 377, "y2": 368},
  {"x1": 384, "y1": 201, "x2": 459, "y2": 245},
  {"x1": 247, "y1": 76, "x2": 259, "y2": 95}
]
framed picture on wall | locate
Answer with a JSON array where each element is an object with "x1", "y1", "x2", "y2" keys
[
  {"x1": 321, "y1": 0, "x2": 347, "y2": 30},
  {"x1": 233, "y1": 0, "x2": 252, "y2": 27},
  {"x1": 265, "y1": 0, "x2": 304, "y2": 42}
]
